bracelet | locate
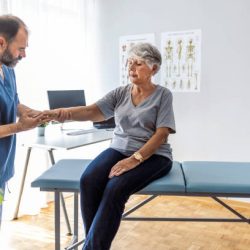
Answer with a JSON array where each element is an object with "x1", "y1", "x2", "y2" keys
[{"x1": 133, "y1": 152, "x2": 144, "y2": 163}]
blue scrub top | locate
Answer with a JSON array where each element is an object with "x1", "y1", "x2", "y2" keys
[{"x1": 0, "y1": 65, "x2": 19, "y2": 185}]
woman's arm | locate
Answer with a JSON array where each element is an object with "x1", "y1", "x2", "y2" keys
[
  {"x1": 109, "y1": 127, "x2": 170, "y2": 178},
  {"x1": 44, "y1": 103, "x2": 105, "y2": 123},
  {"x1": 134, "y1": 127, "x2": 169, "y2": 161}
]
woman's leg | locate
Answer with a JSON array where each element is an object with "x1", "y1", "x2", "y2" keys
[
  {"x1": 80, "y1": 148, "x2": 126, "y2": 235},
  {"x1": 83, "y1": 154, "x2": 172, "y2": 250}
]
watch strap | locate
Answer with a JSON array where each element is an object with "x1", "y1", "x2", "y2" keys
[{"x1": 133, "y1": 152, "x2": 144, "y2": 163}]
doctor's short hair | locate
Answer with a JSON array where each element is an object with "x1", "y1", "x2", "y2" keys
[
  {"x1": 127, "y1": 42, "x2": 162, "y2": 74},
  {"x1": 0, "y1": 14, "x2": 28, "y2": 42}
]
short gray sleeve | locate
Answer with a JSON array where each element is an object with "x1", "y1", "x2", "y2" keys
[
  {"x1": 156, "y1": 90, "x2": 176, "y2": 133},
  {"x1": 95, "y1": 89, "x2": 117, "y2": 119}
]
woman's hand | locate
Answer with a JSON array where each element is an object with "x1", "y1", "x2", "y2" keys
[
  {"x1": 109, "y1": 156, "x2": 140, "y2": 178},
  {"x1": 42, "y1": 108, "x2": 72, "y2": 123}
]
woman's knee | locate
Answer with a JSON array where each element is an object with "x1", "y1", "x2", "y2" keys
[
  {"x1": 103, "y1": 179, "x2": 130, "y2": 204},
  {"x1": 80, "y1": 171, "x2": 93, "y2": 190},
  {"x1": 80, "y1": 164, "x2": 109, "y2": 192}
]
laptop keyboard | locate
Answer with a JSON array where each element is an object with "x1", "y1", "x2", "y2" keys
[{"x1": 66, "y1": 128, "x2": 98, "y2": 136}]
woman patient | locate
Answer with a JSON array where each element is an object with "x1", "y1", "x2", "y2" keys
[{"x1": 46, "y1": 42, "x2": 176, "y2": 250}]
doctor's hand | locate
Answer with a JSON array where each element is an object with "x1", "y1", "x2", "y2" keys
[
  {"x1": 27, "y1": 109, "x2": 42, "y2": 118},
  {"x1": 17, "y1": 113, "x2": 50, "y2": 132}
]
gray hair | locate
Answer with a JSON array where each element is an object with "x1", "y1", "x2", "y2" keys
[{"x1": 127, "y1": 43, "x2": 162, "y2": 74}]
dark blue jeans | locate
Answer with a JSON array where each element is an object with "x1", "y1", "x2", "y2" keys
[{"x1": 80, "y1": 148, "x2": 172, "y2": 250}]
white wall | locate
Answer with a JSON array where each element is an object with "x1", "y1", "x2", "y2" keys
[{"x1": 93, "y1": 0, "x2": 250, "y2": 162}]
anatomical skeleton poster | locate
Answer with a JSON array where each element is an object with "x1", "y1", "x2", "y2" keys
[{"x1": 161, "y1": 29, "x2": 201, "y2": 92}]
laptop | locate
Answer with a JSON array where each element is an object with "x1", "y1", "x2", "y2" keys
[
  {"x1": 93, "y1": 117, "x2": 115, "y2": 129},
  {"x1": 47, "y1": 90, "x2": 86, "y2": 109}
]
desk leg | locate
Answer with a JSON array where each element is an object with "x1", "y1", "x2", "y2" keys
[
  {"x1": 48, "y1": 149, "x2": 56, "y2": 165},
  {"x1": 74, "y1": 192, "x2": 79, "y2": 250},
  {"x1": 55, "y1": 191, "x2": 61, "y2": 250},
  {"x1": 13, "y1": 147, "x2": 32, "y2": 220},
  {"x1": 48, "y1": 149, "x2": 72, "y2": 236}
]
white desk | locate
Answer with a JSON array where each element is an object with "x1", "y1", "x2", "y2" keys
[{"x1": 14, "y1": 125, "x2": 113, "y2": 234}]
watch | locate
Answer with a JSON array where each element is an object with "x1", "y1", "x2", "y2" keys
[{"x1": 133, "y1": 152, "x2": 144, "y2": 163}]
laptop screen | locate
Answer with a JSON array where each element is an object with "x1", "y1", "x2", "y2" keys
[
  {"x1": 47, "y1": 90, "x2": 86, "y2": 109},
  {"x1": 93, "y1": 117, "x2": 115, "y2": 129}
]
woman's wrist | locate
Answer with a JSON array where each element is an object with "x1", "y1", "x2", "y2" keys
[{"x1": 132, "y1": 152, "x2": 144, "y2": 163}]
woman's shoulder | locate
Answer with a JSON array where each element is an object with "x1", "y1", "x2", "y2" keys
[
  {"x1": 115, "y1": 84, "x2": 131, "y2": 91},
  {"x1": 156, "y1": 84, "x2": 172, "y2": 96},
  {"x1": 112, "y1": 84, "x2": 131, "y2": 95}
]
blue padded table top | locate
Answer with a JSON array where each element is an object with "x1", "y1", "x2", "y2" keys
[
  {"x1": 182, "y1": 161, "x2": 250, "y2": 194},
  {"x1": 138, "y1": 161, "x2": 186, "y2": 194},
  {"x1": 31, "y1": 159, "x2": 92, "y2": 191},
  {"x1": 31, "y1": 159, "x2": 185, "y2": 194}
]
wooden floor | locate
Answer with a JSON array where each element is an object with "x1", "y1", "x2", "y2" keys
[{"x1": 1, "y1": 195, "x2": 250, "y2": 250}]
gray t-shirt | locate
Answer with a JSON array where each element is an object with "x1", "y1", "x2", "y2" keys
[{"x1": 96, "y1": 84, "x2": 176, "y2": 160}]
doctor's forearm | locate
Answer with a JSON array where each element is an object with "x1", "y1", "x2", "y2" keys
[{"x1": 0, "y1": 123, "x2": 20, "y2": 138}]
